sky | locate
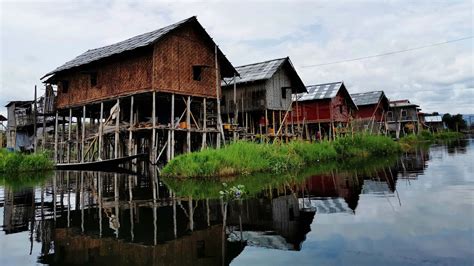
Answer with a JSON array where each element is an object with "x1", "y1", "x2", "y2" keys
[{"x1": 0, "y1": 0, "x2": 473, "y2": 116}]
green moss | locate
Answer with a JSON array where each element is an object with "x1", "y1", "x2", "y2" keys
[{"x1": 162, "y1": 134, "x2": 401, "y2": 178}]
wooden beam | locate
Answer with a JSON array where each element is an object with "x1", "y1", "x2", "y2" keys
[
  {"x1": 202, "y1": 98, "x2": 207, "y2": 150},
  {"x1": 54, "y1": 111, "x2": 59, "y2": 163},
  {"x1": 98, "y1": 102, "x2": 104, "y2": 160},
  {"x1": 128, "y1": 96, "x2": 134, "y2": 157},
  {"x1": 152, "y1": 92, "x2": 156, "y2": 161},
  {"x1": 114, "y1": 99, "x2": 120, "y2": 159},
  {"x1": 186, "y1": 96, "x2": 191, "y2": 153},
  {"x1": 170, "y1": 93, "x2": 175, "y2": 159},
  {"x1": 33, "y1": 85, "x2": 37, "y2": 153},
  {"x1": 67, "y1": 108, "x2": 72, "y2": 163},
  {"x1": 81, "y1": 105, "x2": 86, "y2": 162},
  {"x1": 215, "y1": 45, "x2": 224, "y2": 148}
]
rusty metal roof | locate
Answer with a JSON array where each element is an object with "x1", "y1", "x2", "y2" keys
[
  {"x1": 42, "y1": 16, "x2": 237, "y2": 79},
  {"x1": 351, "y1": 91, "x2": 385, "y2": 106},
  {"x1": 222, "y1": 57, "x2": 306, "y2": 93}
]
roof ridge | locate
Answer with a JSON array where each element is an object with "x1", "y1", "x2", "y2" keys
[
  {"x1": 306, "y1": 81, "x2": 343, "y2": 87},
  {"x1": 235, "y1": 57, "x2": 288, "y2": 69}
]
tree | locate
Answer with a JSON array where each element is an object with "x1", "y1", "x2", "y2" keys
[{"x1": 442, "y1": 113, "x2": 467, "y2": 131}]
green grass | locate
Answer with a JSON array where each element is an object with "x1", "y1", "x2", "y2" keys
[
  {"x1": 162, "y1": 134, "x2": 402, "y2": 178},
  {"x1": 0, "y1": 149, "x2": 54, "y2": 173},
  {"x1": 163, "y1": 154, "x2": 399, "y2": 199},
  {"x1": 400, "y1": 130, "x2": 463, "y2": 145}
]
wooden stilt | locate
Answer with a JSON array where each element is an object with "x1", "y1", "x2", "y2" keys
[
  {"x1": 81, "y1": 106, "x2": 86, "y2": 162},
  {"x1": 98, "y1": 102, "x2": 104, "y2": 160},
  {"x1": 233, "y1": 73, "x2": 237, "y2": 141},
  {"x1": 272, "y1": 110, "x2": 275, "y2": 136},
  {"x1": 67, "y1": 108, "x2": 72, "y2": 163},
  {"x1": 186, "y1": 96, "x2": 191, "y2": 153},
  {"x1": 152, "y1": 92, "x2": 156, "y2": 161},
  {"x1": 202, "y1": 98, "x2": 207, "y2": 150},
  {"x1": 54, "y1": 111, "x2": 59, "y2": 163},
  {"x1": 114, "y1": 99, "x2": 120, "y2": 159},
  {"x1": 265, "y1": 109, "x2": 268, "y2": 135},
  {"x1": 61, "y1": 115, "x2": 66, "y2": 162},
  {"x1": 215, "y1": 45, "x2": 224, "y2": 148},
  {"x1": 171, "y1": 93, "x2": 175, "y2": 159},
  {"x1": 129, "y1": 96, "x2": 134, "y2": 157},
  {"x1": 33, "y1": 85, "x2": 37, "y2": 153}
]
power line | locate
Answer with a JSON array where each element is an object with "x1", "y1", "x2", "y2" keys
[{"x1": 301, "y1": 36, "x2": 473, "y2": 68}]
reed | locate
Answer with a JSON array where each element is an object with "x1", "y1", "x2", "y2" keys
[{"x1": 0, "y1": 149, "x2": 54, "y2": 173}]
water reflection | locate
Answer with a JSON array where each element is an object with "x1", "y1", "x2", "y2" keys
[{"x1": 1, "y1": 140, "x2": 471, "y2": 265}]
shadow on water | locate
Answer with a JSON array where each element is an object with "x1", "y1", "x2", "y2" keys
[{"x1": 0, "y1": 140, "x2": 469, "y2": 265}]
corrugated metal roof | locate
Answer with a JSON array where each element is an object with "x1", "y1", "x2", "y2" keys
[
  {"x1": 295, "y1": 81, "x2": 343, "y2": 102},
  {"x1": 389, "y1": 100, "x2": 419, "y2": 108},
  {"x1": 223, "y1": 58, "x2": 286, "y2": 85},
  {"x1": 350, "y1": 91, "x2": 384, "y2": 106},
  {"x1": 43, "y1": 17, "x2": 195, "y2": 78},
  {"x1": 424, "y1": 115, "x2": 442, "y2": 122}
]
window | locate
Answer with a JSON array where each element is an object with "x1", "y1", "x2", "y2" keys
[
  {"x1": 387, "y1": 111, "x2": 393, "y2": 120},
  {"x1": 401, "y1": 110, "x2": 408, "y2": 118},
  {"x1": 90, "y1": 72, "x2": 98, "y2": 87},
  {"x1": 192, "y1": 66, "x2": 203, "y2": 81},
  {"x1": 61, "y1": 80, "x2": 69, "y2": 93},
  {"x1": 281, "y1": 87, "x2": 287, "y2": 99},
  {"x1": 339, "y1": 105, "x2": 343, "y2": 114},
  {"x1": 221, "y1": 96, "x2": 226, "y2": 106}
]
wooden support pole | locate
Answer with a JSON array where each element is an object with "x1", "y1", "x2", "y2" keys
[
  {"x1": 202, "y1": 98, "x2": 207, "y2": 150},
  {"x1": 171, "y1": 93, "x2": 175, "y2": 159},
  {"x1": 233, "y1": 73, "x2": 237, "y2": 141},
  {"x1": 129, "y1": 96, "x2": 134, "y2": 156},
  {"x1": 81, "y1": 105, "x2": 86, "y2": 162},
  {"x1": 265, "y1": 109, "x2": 268, "y2": 135},
  {"x1": 186, "y1": 96, "x2": 191, "y2": 153},
  {"x1": 272, "y1": 110, "x2": 276, "y2": 136},
  {"x1": 151, "y1": 92, "x2": 156, "y2": 161},
  {"x1": 42, "y1": 94, "x2": 46, "y2": 150},
  {"x1": 67, "y1": 108, "x2": 72, "y2": 163},
  {"x1": 54, "y1": 111, "x2": 59, "y2": 163},
  {"x1": 33, "y1": 85, "x2": 37, "y2": 153},
  {"x1": 115, "y1": 99, "x2": 120, "y2": 159},
  {"x1": 61, "y1": 115, "x2": 66, "y2": 162},
  {"x1": 98, "y1": 102, "x2": 104, "y2": 160},
  {"x1": 215, "y1": 45, "x2": 224, "y2": 148},
  {"x1": 76, "y1": 116, "x2": 80, "y2": 161}
]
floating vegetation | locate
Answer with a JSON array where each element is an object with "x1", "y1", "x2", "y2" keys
[
  {"x1": 162, "y1": 135, "x2": 401, "y2": 178},
  {"x1": 0, "y1": 149, "x2": 54, "y2": 173}
]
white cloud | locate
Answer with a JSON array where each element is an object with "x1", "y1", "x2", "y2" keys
[{"x1": 1, "y1": 0, "x2": 473, "y2": 116}]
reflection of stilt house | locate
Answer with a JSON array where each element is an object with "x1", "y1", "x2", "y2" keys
[
  {"x1": 292, "y1": 81, "x2": 357, "y2": 140},
  {"x1": 387, "y1": 99, "x2": 420, "y2": 138},
  {"x1": 41, "y1": 17, "x2": 237, "y2": 164},
  {"x1": 221, "y1": 57, "x2": 306, "y2": 140},
  {"x1": 351, "y1": 91, "x2": 390, "y2": 133},
  {"x1": 2, "y1": 187, "x2": 35, "y2": 234}
]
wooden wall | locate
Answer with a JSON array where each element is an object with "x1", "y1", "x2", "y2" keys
[
  {"x1": 265, "y1": 66, "x2": 292, "y2": 111},
  {"x1": 356, "y1": 104, "x2": 385, "y2": 121},
  {"x1": 55, "y1": 22, "x2": 221, "y2": 109},
  {"x1": 153, "y1": 23, "x2": 220, "y2": 98},
  {"x1": 56, "y1": 53, "x2": 153, "y2": 109}
]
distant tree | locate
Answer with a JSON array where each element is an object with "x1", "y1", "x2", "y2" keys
[{"x1": 442, "y1": 113, "x2": 467, "y2": 131}]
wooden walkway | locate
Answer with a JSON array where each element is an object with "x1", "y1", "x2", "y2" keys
[{"x1": 55, "y1": 153, "x2": 147, "y2": 170}]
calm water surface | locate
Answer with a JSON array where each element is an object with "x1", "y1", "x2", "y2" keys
[{"x1": 1, "y1": 139, "x2": 473, "y2": 266}]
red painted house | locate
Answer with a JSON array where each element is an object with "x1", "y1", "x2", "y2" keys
[
  {"x1": 291, "y1": 81, "x2": 357, "y2": 139},
  {"x1": 350, "y1": 91, "x2": 390, "y2": 133}
]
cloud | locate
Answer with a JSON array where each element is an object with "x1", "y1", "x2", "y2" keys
[{"x1": 1, "y1": 0, "x2": 473, "y2": 116}]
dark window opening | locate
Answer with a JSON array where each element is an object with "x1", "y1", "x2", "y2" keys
[
  {"x1": 90, "y1": 72, "x2": 98, "y2": 87},
  {"x1": 61, "y1": 80, "x2": 69, "y2": 93},
  {"x1": 339, "y1": 105, "x2": 343, "y2": 114},
  {"x1": 222, "y1": 96, "x2": 226, "y2": 106},
  {"x1": 193, "y1": 66, "x2": 203, "y2": 81},
  {"x1": 196, "y1": 240, "x2": 206, "y2": 258},
  {"x1": 281, "y1": 87, "x2": 287, "y2": 99},
  {"x1": 289, "y1": 207, "x2": 295, "y2": 221}
]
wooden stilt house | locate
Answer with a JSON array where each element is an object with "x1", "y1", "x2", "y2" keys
[
  {"x1": 350, "y1": 91, "x2": 390, "y2": 133},
  {"x1": 292, "y1": 81, "x2": 357, "y2": 140},
  {"x1": 41, "y1": 16, "x2": 237, "y2": 164},
  {"x1": 220, "y1": 57, "x2": 306, "y2": 140}
]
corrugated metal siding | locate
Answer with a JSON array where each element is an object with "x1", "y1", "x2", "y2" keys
[{"x1": 221, "y1": 81, "x2": 266, "y2": 114}]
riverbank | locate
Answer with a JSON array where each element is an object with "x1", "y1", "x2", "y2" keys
[
  {"x1": 399, "y1": 131, "x2": 464, "y2": 150},
  {"x1": 162, "y1": 134, "x2": 401, "y2": 178},
  {"x1": 0, "y1": 149, "x2": 54, "y2": 173}
]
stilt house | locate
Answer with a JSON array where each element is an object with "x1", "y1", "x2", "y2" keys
[
  {"x1": 5, "y1": 100, "x2": 35, "y2": 151},
  {"x1": 41, "y1": 16, "x2": 237, "y2": 164},
  {"x1": 221, "y1": 57, "x2": 306, "y2": 139},
  {"x1": 292, "y1": 81, "x2": 357, "y2": 140},
  {"x1": 350, "y1": 91, "x2": 389, "y2": 133},
  {"x1": 387, "y1": 99, "x2": 420, "y2": 138}
]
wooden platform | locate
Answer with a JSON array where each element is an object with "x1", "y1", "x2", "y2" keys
[{"x1": 55, "y1": 153, "x2": 148, "y2": 170}]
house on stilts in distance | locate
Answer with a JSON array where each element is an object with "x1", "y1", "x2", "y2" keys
[
  {"x1": 221, "y1": 57, "x2": 307, "y2": 140},
  {"x1": 350, "y1": 91, "x2": 390, "y2": 134},
  {"x1": 292, "y1": 81, "x2": 357, "y2": 140},
  {"x1": 41, "y1": 16, "x2": 237, "y2": 165},
  {"x1": 387, "y1": 99, "x2": 420, "y2": 138}
]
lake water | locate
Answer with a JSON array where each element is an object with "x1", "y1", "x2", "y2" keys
[{"x1": 0, "y1": 139, "x2": 473, "y2": 265}]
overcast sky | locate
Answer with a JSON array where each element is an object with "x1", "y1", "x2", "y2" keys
[{"x1": 1, "y1": 0, "x2": 473, "y2": 116}]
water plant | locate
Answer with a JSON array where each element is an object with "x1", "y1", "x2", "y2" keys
[{"x1": 0, "y1": 149, "x2": 54, "y2": 173}]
